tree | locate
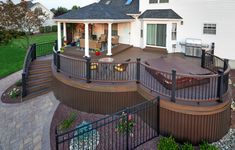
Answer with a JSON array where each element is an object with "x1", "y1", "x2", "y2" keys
[
  {"x1": 0, "y1": 0, "x2": 47, "y2": 47},
  {"x1": 71, "y1": 5, "x2": 79, "y2": 10},
  {"x1": 51, "y1": 7, "x2": 68, "y2": 17}
]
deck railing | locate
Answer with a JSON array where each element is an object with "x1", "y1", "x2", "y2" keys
[
  {"x1": 55, "y1": 97, "x2": 160, "y2": 150},
  {"x1": 53, "y1": 43, "x2": 230, "y2": 103},
  {"x1": 22, "y1": 44, "x2": 36, "y2": 97}
]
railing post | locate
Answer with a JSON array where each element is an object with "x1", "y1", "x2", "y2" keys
[
  {"x1": 201, "y1": 49, "x2": 206, "y2": 68},
  {"x1": 211, "y1": 42, "x2": 215, "y2": 55},
  {"x1": 125, "y1": 108, "x2": 129, "y2": 150},
  {"x1": 136, "y1": 58, "x2": 141, "y2": 83},
  {"x1": 22, "y1": 73, "x2": 27, "y2": 98},
  {"x1": 224, "y1": 59, "x2": 229, "y2": 71},
  {"x1": 55, "y1": 40, "x2": 58, "y2": 51},
  {"x1": 156, "y1": 96, "x2": 160, "y2": 136},
  {"x1": 55, "y1": 128, "x2": 59, "y2": 150},
  {"x1": 171, "y1": 70, "x2": 176, "y2": 103},
  {"x1": 33, "y1": 43, "x2": 37, "y2": 60},
  {"x1": 217, "y1": 69, "x2": 224, "y2": 103},
  {"x1": 56, "y1": 51, "x2": 60, "y2": 72},
  {"x1": 86, "y1": 57, "x2": 91, "y2": 83}
]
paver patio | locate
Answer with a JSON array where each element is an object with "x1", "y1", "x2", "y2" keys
[{"x1": 0, "y1": 71, "x2": 59, "y2": 150}]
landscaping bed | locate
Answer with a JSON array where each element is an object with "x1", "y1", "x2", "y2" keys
[{"x1": 1, "y1": 80, "x2": 22, "y2": 103}]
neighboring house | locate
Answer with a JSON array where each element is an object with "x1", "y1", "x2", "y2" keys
[
  {"x1": 25, "y1": 0, "x2": 55, "y2": 27},
  {"x1": 53, "y1": 0, "x2": 235, "y2": 61}
]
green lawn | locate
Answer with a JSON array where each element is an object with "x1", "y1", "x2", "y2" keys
[{"x1": 0, "y1": 33, "x2": 57, "y2": 78}]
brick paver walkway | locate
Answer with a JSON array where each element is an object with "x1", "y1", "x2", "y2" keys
[{"x1": 0, "y1": 71, "x2": 59, "y2": 150}]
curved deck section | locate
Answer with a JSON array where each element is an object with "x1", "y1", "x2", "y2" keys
[{"x1": 52, "y1": 48, "x2": 231, "y2": 144}]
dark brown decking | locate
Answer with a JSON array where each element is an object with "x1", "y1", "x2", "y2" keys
[{"x1": 63, "y1": 44, "x2": 133, "y2": 60}]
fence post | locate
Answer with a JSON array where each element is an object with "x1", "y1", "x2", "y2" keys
[
  {"x1": 86, "y1": 57, "x2": 91, "y2": 83},
  {"x1": 22, "y1": 73, "x2": 27, "y2": 98},
  {"x1": 171, "y1": 70, "x2": 176, "y2": 103},
  {"x1": 156, "y1": 96, "x2": 160, "y2": 136},
  {"x1": 224, "y1": 59, "x2": 229, "y2": 71},
  {"x1": 136, "y1": 58, "x2": 141, "y2": 83},
  {"x1": 217, "y1": 69, "x2": 224, "y2": 103},
  {"x1": 201, "y1": 49, "x2": 206, "y2": 68},
  {"x1": 56, "y1": 51, "x2": 60, "y2": 72},
  {"x1": 125, "y1": 108, "x2": 129, "y2": 150}
]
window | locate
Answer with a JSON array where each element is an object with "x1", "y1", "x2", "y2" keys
[
  {"x1": 172, "y1": 23, "x2": 177, "y2": 40},
  {"x1": 203, "y1": 24, "x2": 216, "y2": 35},
  {"x1": 149, "y1": 0, "x2": 169, "y2": 4},
  {"x1": 149, "y1": 0, "x2": 158, "y2": 3},
  {"x1": 147, "y1": 24, "x2": 167, "y2": 47}
]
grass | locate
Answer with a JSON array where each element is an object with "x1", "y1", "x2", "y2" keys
[{"x1": 0, "y1": 33, "x2": 56, "y2": 78}]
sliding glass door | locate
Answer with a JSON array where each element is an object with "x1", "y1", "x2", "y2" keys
[{"x1": 147, "y1": 24, "x2": 166, "y2": 47}]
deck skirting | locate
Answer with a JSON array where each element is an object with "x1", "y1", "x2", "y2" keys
[{"x1": 52, "y1": 69, "x2": 231, "y2": 145}]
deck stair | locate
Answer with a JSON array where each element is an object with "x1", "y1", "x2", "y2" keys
[
  {"x1": 23, "y1": 59, "x2": 52, "y2": 100},
  {"x1": 143, "y1": 46, "x2": 167, "y2": 54}
]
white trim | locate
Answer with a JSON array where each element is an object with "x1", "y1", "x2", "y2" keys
[
  {"x1": 57, "y1": 22, "x2": 62, "y2": 51},
  {"x1": 146, "y1": 45, "x2": 166, "y2": 49},
  {"x1": 53, "y1": 19, "x2": 134, "y2": 23}
]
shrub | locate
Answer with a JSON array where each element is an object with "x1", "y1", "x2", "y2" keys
[
  {"x1": 58, "y1": 112, "x2": 77, "y2": 132},
  {"x1": 199, "y1": 141, "x2": 218, "y2": 150},
  {"x1": 39, "y1": 27, "x2": 45, "y2": 33},
  {"x1": 181, "y1": 143, "x2": 194, "y2": 150},
  {"x1": 45, "y1": 26, "x2": 52, "y2": 33},
  {"x1": 15, "y1": 79, "x2": 22, "y2": 87},
  {"x1": 158, "y1": 136, "x2": 179, "y2": 150},
  {"x1": 52, "y1": 25, "x2": 57, "y2": 32},
  {"x1": 9, "y1": 88, "x2": 21, "y2": 99}
]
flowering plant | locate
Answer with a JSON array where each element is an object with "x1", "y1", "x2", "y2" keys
[
  {"x1": 116, "y1": 112, "x2": 135, "y2": 137},
  {"x1": 9, "y1": 88, "x2": 20, "y2": 98}
]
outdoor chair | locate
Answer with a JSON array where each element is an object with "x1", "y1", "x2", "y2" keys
[{"x1": 99, "y1": 34, "x2": 107, "y2": 43}]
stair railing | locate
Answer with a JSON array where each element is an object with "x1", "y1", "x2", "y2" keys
[{"x1": 22, "y1": 44, "x2": 36, "y2": 98}]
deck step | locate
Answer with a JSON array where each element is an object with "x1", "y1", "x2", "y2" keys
[
  {"x1": 23, "y1": 88, "x2": 51, "y2": 100},
  {"x1": 31, "y1": 60, "x2": 51, "y2": 65},
  {"x1": 27, "y1": 82, "x2": 51, "y2": 93},
  {"x1": 27, "y1": 78, "x2": 52, "y2": 86},
  {"x1": 28, "y1": 73, "x2": 52, "y2": 80},
  {"x1": 29, "y1": 69, "x2": 51, "y2": 75},
  {"x1": 143, "y1": 47, "x2": 167, "y2": 54},
  {"x1": 30, "y1": 64, "x2": 51, "y2": 69}
]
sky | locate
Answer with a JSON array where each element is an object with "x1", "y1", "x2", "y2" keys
[{"x1": 3, "y1": 0, "x2": 97, "y2": 9}]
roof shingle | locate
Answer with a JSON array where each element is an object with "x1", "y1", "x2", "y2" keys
[{"x1": 139, "y1": 9, "x2": 182, "y2": 19}]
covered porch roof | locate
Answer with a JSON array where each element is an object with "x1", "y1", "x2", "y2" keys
[{"x1": 54, "y1": 3, "x2": 135, "y2": 23}]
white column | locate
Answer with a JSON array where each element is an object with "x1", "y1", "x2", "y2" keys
[
  {"x1": 63, "y1": 22, "x2": 67, "y2": 41},
  {"x1": 57, "y1": 22, "x2": 62, "y2": 51},
  {"x1": 107, "y1": 23, "x2": 112, "y2": 56},
  {"x1": 84, "y1": 23, "x2": 90, "y2": 57},
  {"x1": 166, "y1": 23, "x2": 172, "y2": 53}
]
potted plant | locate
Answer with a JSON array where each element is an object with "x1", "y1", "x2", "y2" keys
[
  {"x1": 95, "y1": 48, "x2": 101, "y2": 56},
  {"x1": 60, "y1": 47, "x2": 65, "y2": 53}
]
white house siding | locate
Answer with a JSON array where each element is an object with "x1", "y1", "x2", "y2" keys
[
  {"x1": 130, "y1": 16, "x2": 141, "y2": 47},
  {"x1": 138, "y1": 0, "x2": 235, "y2": 60},
  {"x1": 31, "y1": 3, "x2": 55, "y2": 27}
]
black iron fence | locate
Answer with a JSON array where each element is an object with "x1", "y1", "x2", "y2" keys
[
  {"x1": 55, "y1": 97, "x2": 160, "y2": 150},
  {"x1": 36, "y1": 41, "x2": 55, "y2": 57}
]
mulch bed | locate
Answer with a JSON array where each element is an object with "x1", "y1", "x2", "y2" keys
[{"x1": 1, "y1": 83, "x2": 22, "y2": 104}]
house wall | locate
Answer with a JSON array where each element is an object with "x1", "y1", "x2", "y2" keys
[
  {"x1": 137, "y1": 0, "x2": 235, "y2": 60},
  {"x1": 31, "y1": 3, "x2": 55, "y2": 27}
]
